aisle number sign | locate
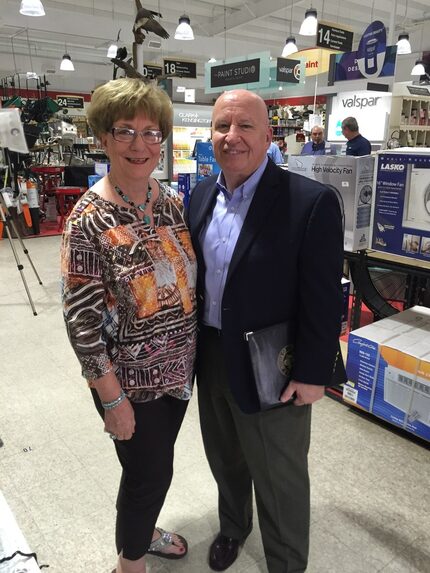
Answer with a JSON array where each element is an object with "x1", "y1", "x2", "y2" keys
[
  {"x1": 163, "y1": 59, "x2": 196, "y2": 78},
  {"x1": 143, "y1": 64, "x2": 162, "y2": 78},
  {"x1": 56, "y1": 95, "x2": 84, "y2": 109},
  {"x1": 316, "y1": 21, "x2": 353, "y2": 52}
]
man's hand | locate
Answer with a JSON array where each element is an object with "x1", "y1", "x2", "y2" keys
[{"x1": 280, "y1": 380, "x2": 325, "y2": 406}]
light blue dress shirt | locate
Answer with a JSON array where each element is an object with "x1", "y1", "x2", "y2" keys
[
  {"x1": 267, "y1": 142, "x2": 284, "y2": 164},
  {"x1": 200, "y1": 157, "x2": 269, "y2": 329}
]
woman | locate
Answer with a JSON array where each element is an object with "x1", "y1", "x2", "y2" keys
[{"x1": 61, "y1": 78, "x2": 197, "y2": 573}]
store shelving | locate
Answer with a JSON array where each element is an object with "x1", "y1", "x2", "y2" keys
[{"x1": 389, "y1": 95, "x2": 430, "y2": 147}]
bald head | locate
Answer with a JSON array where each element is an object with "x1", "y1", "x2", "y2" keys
[{"x1": 211, "y1": 89, "x2": 272, "y2": 190}]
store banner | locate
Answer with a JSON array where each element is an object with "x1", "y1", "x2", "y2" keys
[
  {"x1": 333, "y1": 21, "x2": 396, "y2": 81},
  {"x1": 210, "y1": 58, "x2": 260, "y2": 88},
  {"x1": 372, "y1": 153, "x2": 430, "y2": 262},
  {"x1": 196, "y1": 142, "x2": 220, "y2": 181},
  {"x1": 327, "y1": 90, "x2": 391, "y2": 142},
  {"x1": 205, "y1": 52, "x2": 271, "y2": 94},
  {"x1": 294, "y1": 48, "x2": 337, "y2": 77},
  {"x1": 276, "y1": 58, "x2": 300, "y2": 83}
]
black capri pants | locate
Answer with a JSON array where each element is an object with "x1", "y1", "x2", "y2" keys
[{"x1": 92, "y1": 390, "x2": 188, "y2": 560}]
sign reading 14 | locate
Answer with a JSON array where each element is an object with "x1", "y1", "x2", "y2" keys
[{"x1": 318, "y1": 27, "x2": 332, "y2": 46}]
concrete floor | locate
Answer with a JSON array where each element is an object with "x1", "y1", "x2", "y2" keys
[{"x1": 0, "y1": 234, "x2": 429, "y2": 573}]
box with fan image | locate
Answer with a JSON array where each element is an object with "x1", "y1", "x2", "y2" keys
[
  {"x1": 288, "y1": 155, "x2": 375, "y2": 252},
  {"x1": 345, "y1": 306, "x2": 430, "y2": 441},
  {"x1": 371, "y1": 149, "x2": 430, "y2": 262}
]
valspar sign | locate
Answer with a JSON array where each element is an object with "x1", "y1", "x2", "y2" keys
[{"x1": 328, "y1": 90, "x2": 391, "y2": 142}]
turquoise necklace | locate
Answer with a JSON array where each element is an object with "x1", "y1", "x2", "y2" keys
[{"x1": 110, "y1": 177, "x2": 152, "y2": 224}]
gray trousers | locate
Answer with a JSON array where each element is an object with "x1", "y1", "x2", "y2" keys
[{"x1": 197, "y1": 327, "x2": 312, "y2": 573}]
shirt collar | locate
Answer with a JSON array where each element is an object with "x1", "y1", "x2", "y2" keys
[{"x1": 216, "y1": 156, "x2": 269, "y2": 201}]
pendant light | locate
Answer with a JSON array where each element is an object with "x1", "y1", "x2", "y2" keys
[
  {"x1": 397, "y1": 0, "x2": 411, "y2": 55},
  {"x1": 396, "y1": 33, "x2": 411, "y2": 55},
  {"x1": 411, "y1": 60, "x2": 425, "y2": 76},
  {"x1": 19, "y1": 0, "x2": 45, "y2": 16},
  {"x1": 174, "y1": 15, "x2": 194, "y2": 40},
  {"x1": 281, "y1": 2, "x2": 298, "y2": 57},
  {"x1": 299, "y1": 8, "x2": 317, "y2": 36},
  {"x1": 60, "y1": 53, "x2": 75, "y2": 71},
  {"x1": 282, "y1": 36, "x2": 298, "y2": 57}
]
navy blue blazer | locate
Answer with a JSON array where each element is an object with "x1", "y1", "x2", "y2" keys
[{"x1": 188, "y1": 160, "x2": 345, "y2": 413}]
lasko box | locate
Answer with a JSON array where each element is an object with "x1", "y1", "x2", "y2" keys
[
  {"x1": 288, "y1": 155, "x2": 375, "y2": 252},
  {"x1": 371, "y1": 149, "x2": 430, "y2": 262}
]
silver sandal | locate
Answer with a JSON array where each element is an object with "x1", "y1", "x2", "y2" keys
[{"x1": 147, "y1": 527, "x2": 188, "y2": 560}]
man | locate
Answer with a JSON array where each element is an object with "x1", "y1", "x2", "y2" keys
[
  {"x1": 267, "y1": 140, "x2": 284, "y2": 164},
  {"x1": 341, "y1": 116, "x2": 371, "y2": 156},
  {"x1": 188, "y1": 89, "x2": 344, "y2": 573},
  {"x1": 301, "y1": 126, "x2": 329, "y2": 155}
]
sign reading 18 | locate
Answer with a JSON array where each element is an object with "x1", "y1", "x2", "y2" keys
[
  {"x1": 318, "y1": 27, "x2": 331, "y2": 45},
  {"x1": 164, "y1": 62, "x2": 176, "y2": 75}
]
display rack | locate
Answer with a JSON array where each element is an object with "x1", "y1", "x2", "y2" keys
[{"x1": 389, "y1": 95, "x2": 430, "y2": 147}]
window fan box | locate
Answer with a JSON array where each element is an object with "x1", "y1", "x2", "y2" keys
[{"x1": 345, "y1": 306, "x2": 430, "y2": 441}]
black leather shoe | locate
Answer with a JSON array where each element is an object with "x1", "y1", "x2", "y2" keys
[{"x1": 209, "y1": 533, "x2": 241, "y2": 571}]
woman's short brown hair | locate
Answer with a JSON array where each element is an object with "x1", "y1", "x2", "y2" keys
[{"x1": 87, "y1": 78, "x2": 173, "y2": 142}]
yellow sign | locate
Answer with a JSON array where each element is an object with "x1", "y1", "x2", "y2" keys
[{"x1": 294, "y1": 48, "x2": 339, "y2": 77}]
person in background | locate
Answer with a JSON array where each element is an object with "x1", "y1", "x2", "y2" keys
[
  {"x1": 61, "y1": 78, "x2": 197, "y2": 573},
  {"x1": 187, "y1": 89, "x2": 345, "y2": 572},
  {"x1": 301, "y1": 126, "x2": 329, "y2": 155},
  {"x1": 341, "y1": 116, "x2": 372, "y2": 156},
  {"x1": 267, "y1": 140, "x2": 284, "y2": 164}
]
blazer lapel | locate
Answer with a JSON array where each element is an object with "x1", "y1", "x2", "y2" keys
[{"x1": 226, "y1": 162, "x2": 286, "y2": 285}]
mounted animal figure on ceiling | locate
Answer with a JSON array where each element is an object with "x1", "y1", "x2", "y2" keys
[{"x1": 110, "y1": 0, "x2": 169, "y2": 81}]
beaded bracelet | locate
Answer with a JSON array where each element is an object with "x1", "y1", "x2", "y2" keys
[{"x1": 101, "y1": 390, "x2": 126, "y2": 410}]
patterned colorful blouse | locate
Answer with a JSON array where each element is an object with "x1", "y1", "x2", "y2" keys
[{"x1": 61, "y1": 183, "x2": 197, "y2": 403}]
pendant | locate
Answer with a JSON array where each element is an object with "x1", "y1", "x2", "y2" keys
[{"x1": 143, "y1": 215, "x2": 150, "y2": 224}]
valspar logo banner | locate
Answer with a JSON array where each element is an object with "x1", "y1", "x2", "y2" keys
[{"x1": 327, "y1": 90, "x2": 391, "y2": 141}]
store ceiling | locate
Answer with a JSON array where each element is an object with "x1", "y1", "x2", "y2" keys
[{"x1": 1, "y1": 0, "x2": 429, "y2": 100}]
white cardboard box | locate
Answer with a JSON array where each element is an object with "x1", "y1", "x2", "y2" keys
[
  {"x1": 345, "y1": 306, "x2": 430, "y2": 441},
  {"x1": 288, "y1": 155, "x2": 375, "y2": 251}
]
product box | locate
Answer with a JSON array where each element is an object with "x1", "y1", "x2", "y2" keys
[
  {"x1": 345, "y1": 306, "x2": 430, "y2": 441},
  {"x1": 177, "y1": 172, "x2": 196, "y2": 208},
  {"x1": 196, "y1": 141, "x2": 220, "y2": 182},
  {"x1": 288, "y1": 155, "x2": 375, "y2": 251},
  {"x1": 371, "y1": 149, "x2": 430, "y2": 262}
]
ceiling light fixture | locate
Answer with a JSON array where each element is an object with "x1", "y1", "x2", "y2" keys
[
  {"x1": 396, "y1": 33, "x2": 411, "y2": 55},
  {"x1": 397, "y1": 0, "x2": 411, "y2": 56},
  {"x1": 19, "y1": 0, "x2": 45, "y2": 16},
  {"x1": 299, "y1": 8, "x2": 317, "y2": 36},
  {"x1": 282, "y1": 36, "x2": 298, "y2": 57},
  {"x1": 60, "y1": 53, "x2": 75, "y2": 71},
  {"x1": 411, "y1": 60, "x2": 425, "y2": 75},
  {"x1": 174, "y1": 15, "x2": 194, "y2": 40}
]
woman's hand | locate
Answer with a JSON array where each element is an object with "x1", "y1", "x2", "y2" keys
[{"x1": 104, "y1": 397, "x2": 136, "y2": 441}]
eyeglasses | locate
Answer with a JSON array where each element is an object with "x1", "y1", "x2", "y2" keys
[{"x1": 110, "y1": 127, "x2": 163, "y2": 144}]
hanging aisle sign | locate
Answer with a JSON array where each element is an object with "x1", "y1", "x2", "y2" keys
[
  {"x1": 163, "y1": 59, "x2": 196, "y2": 78},
  {"x1": 56, "y1": 95, "x2": 84, "y2": 109},
  {"x1": 316, "y1": 21, "x2": 353, "y2": 52},
  {"x1": 143, "y1": 64, "x2": 162, "y2": 78}
]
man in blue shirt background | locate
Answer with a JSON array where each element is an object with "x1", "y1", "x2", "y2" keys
[
  {"x1": 342, "y1": 117, "x2": 372, "y2": 156},
  {"x1": 266, "y1": 140, "x2": 284, "y2": 164},
  {"x1": 301, "y1": 126, "x2": 328, "y2": 155}
]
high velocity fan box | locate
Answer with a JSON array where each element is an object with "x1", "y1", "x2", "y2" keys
[
  {"x1": 345, "y1": 306, "x2": 430, "y2": 441},
  {"x1": 288, "y1": 155, "x2": 375, "y2": 252}
]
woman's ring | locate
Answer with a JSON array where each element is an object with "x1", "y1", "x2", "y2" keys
[{"x1": 109, "y1": 433, "x2": 118, "y2": 440}]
